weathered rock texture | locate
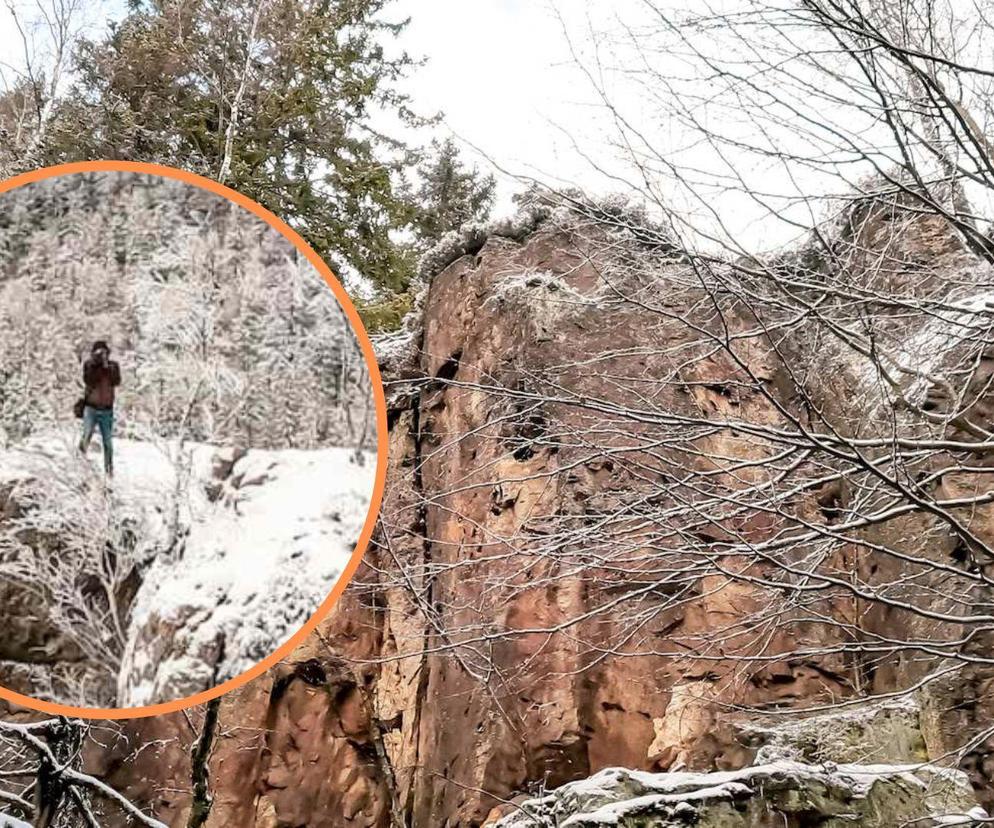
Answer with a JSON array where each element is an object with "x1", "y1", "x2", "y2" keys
[
  {"x1": 6, "y1": 200, "x2": 994, "y2": 826},
  {"x1": 491, "y1": 695, "x2": 986, "y2": 826}
]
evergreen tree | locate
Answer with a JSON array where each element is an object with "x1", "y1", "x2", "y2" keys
[
  {"x1": 1, "y1": 3, "x2": 500, "y2": 331},
  {"x1": 44, "y1": 0, "x2": 427, "y2": 292},
  {"x1": 0, "y1": 171, "x2": 373, "y2": 449},
  {"x1": 407, "y1": 138, "x2": 496, "y2": 251}
]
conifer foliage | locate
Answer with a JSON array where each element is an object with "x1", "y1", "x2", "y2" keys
[
  {"x1": 0, "y1": 1, "x2": 499, "y2": 320},
  {"x1": 406, "y1": 138, "x2": 496, "y2": 254},
  {"x1": 47, "y1": 0, "x2": 426, "y2": 292}
]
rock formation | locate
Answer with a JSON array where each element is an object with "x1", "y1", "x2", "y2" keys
[
  {"x1": 5, "y1": 196, "x2": 994, "y2": 826},
  {"x1": 492, "y1": 763, "x2": 982, "y2": 827},
  {"x1": 490, "y1": 697, "x2": 986, "y2": 826}
]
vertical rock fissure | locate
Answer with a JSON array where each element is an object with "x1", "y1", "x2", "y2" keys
[
  {"x1": 359, "y1": 681, "x2": 407, "y2": 828},
  {"x1": 404, "y1": 391, "x2": 432, "y2": 825}
]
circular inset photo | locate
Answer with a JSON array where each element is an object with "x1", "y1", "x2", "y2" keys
[{"x1": 0, "y1": 162, "x2": 386, "y2": 716}]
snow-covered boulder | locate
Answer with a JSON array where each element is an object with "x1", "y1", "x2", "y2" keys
[
  {"x1": 493, "y1": 763, "x2": 987, "y2": 827},
  {"x1": 491, "y1": 697, "x2": 987, "y2": 826},
  {"x1": 739, "y1": 696, "x2": 929, "y2": 766}
]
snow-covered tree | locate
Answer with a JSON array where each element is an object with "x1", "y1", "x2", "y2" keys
[{"x1": 0, "y1": 171, "x2": 375, "y2": 450}]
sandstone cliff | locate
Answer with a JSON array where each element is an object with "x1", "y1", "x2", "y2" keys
[{"x1": 7, "y1": 196, "x2": 994, "y2": 827}]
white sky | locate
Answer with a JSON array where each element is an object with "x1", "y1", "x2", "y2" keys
[
  {"x1": 0, "y1": 1, "x2": 112, "y2": 84},
  {"x1": 391, "y1": 1, "x2": 639, "y2": 214},
  {"x1": 390, "y1": 0, "x2": 837, "y2": 251},
  {"x1": 6, "y1": 0, "x2": 979, "y2": 255}
]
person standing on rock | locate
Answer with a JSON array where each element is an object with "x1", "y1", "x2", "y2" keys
[{"x1": 79, "y1": 340, "x2": 121, "y2": 476}]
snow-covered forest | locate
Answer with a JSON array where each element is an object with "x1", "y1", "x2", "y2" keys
[
  {"x1": 0, "y1": 171, "x2": 378, "y2": 709},
  {"x1": 0, "y1": 171, "x2": 375, "y2": 450}
]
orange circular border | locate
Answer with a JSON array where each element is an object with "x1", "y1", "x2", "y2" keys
[{"x1": 0, "y1": 160, "x2": 389, "y2": 719}]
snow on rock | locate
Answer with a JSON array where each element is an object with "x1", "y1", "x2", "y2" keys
[
  {"x1": 0, "y1": 432, "x2": 375, "y2": 707},
  {"x1": 118, "y1": 445, "x2": 374, "y2": 706},
  {"x1": 0, "y1": 434, "x2": 213, "y2": 703},
  {"x1": 0, "y1": 434, "x2": 202, "y2": 560},
  {"x1": 373, "y1": 278, "x2": 430, "y2": 410},
  {"x1": 824, "y1": 278, "x2": 994, "y2": 415},
  {"x1": 740, "y1": 695, "x2": 928, "y2": 766},
  {"x1": 484, "y1": 270, "x2": 597, "y2": 342},
  {"x1": 875, "y1": 287, "x2": 994, "y2": 405},
  {"x1": 493, "y1": 762, "x2": 987, "y2": 827}
]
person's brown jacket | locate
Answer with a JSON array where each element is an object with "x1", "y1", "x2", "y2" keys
[{"x1": 83, "y1": 357, "x2": 121, "y2": 410}]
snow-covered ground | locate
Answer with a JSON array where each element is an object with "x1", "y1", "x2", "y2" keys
[
  {"x1": 0, "y1": 431, "x2": 376, "y2": 707},
  {"x1": 119, "y1": 442, "x2": 375, "y2": 705}
]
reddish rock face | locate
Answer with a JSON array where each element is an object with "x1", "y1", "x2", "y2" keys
[
  {"x1": 384, "y1": 228, "x2": 860, "y2": 826},
  {"x1": 77, "y1": 588, "x2": 393, "y2": 828},
  {"x1": 63, "y1": 212, "x2": 994, "y2": 826}
]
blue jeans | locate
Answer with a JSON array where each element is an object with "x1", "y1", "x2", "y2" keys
[{"x1": 80, "y1": 406, "x2": 114, "y2": 474}]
